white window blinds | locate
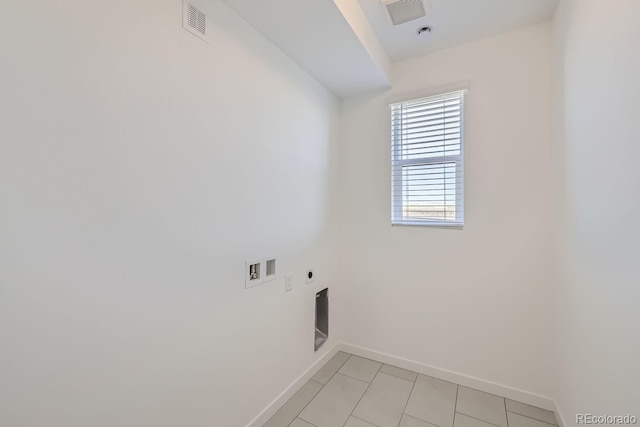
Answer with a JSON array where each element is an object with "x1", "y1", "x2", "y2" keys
[{"x1": 391, "y1": 90, "x2": 465, "y2": 226}]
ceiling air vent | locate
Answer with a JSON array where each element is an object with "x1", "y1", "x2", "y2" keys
[
  {"x1": 183, "y1": 0, "x2": 208, "y2": 42},
  {"x1": 383, "y1": 0, "x2": 427, "y2": 26}
]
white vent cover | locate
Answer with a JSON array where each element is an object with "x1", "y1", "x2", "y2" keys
[
  {"x1": 183, "y1": 0, "x2": 208, "y2": 42},
  {"x1": 383, "y1": 0, "x2": 427, "y2": 26}
]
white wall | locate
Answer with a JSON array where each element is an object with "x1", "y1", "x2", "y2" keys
[
  {"x1": 339, "y1": 23, "x2": 555, "y2": 397},
  {"x1": 553, "y1": 0, "x2": 640, "y2": 423},
  {"x1": 0, "y1": 1, "x2": 342, "y2": 426}
]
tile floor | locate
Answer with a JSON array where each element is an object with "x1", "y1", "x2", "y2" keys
[{"x1": 264, "y1": 352, "x2": 559, "y2": 427}]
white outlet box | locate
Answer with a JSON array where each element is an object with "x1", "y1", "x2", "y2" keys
[
  {"x1": 264, "y1": 256, "x2": 277, "y2": 283},
  {"x1": 245, "y1": 256, "x2": 278, "y2": 289},
  {"x1": 305, "y1": 268, "x2": 315, "y2": 284},
  {"x1": 245, "y1": 259, "x2": 263, "y2": 289}
]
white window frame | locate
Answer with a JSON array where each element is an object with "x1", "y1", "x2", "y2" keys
[{"x1": 391, "y1": 90, "x2": 466, "y2": 227}]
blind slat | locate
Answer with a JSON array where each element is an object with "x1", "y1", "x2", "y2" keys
[
  {"x1": 392, "y1": 108, "x2": 461, "y2": 122},
  {"x1": 393, "y1": 136, "x2": 461, "y2": 147},
  {"x1": 395, "y1": 122, "x2": 461, "y2": 134},
  {"x1": 392, "y1": 111, "x2": 461, "y2": 124}
]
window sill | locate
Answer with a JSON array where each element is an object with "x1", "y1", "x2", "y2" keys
[{"x1": 391, "y1": 220, "x2": 464, "y2": 229}]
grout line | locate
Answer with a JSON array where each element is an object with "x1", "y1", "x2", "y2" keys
[
  {"x1": 396, "y1": 371, "x2": 418, "y2": 427},
  {"x1": 351, "y1": 414, "x2": 382, "y2": 427},
  {"x1": 380, "y1": 371, "x2": 415, "y2": 382},
  {"x1": 454, "y1": 383, "x2": 460, "y2": 411},
  {"x1": 507, "y1": 398, "x2": 557, "y2": 415},
  {"x1": 288, "y1": 418, "x2": 319, "y2": 427},
  {"x1": 457, "y1": 383, "x2": 507, "y2": 400},
  {"x1": 379, "y1": 365, "x2": 419, "y2": 383},
  {"x1": 340, "y1": 360, "x2": 384, "y2": 427},
  {"x1": 452, "y1": 384, "x2": 460, "y2": 427},
  {"x1": 401, "y1": 414, "x2": 439, "y2": 427},
  {"x1": 349, "y1": 353, "x2": 386, "y2": 365},
  {"x1": 337, "y1": 372, "x2": 374, "y2": 385},
  {"x1": 504, "y1": 397, "x2": 509, "y2": 427},
  {"x1": 506, "y1": 410, "x2": 558, "y2": 427},
  {"x1": 455, "y1": 411, "x2": 503, "y2": 427}
]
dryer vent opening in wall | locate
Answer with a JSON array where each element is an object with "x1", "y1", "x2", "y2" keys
[{"x1": 315, "y1": 288, "x2": 328, "y2": 351}]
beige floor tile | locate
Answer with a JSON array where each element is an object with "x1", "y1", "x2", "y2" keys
[
  {"x1": 404, "y1": 374, "x2": 458, "y2": 427},
  {"x1": 338, "y1": 355, "x2": 382, "y2": 383},
  {"x1": 506, "y1": 400, "x2": 558, "y2": 425},
  {"x1": 353, "y1": 372, "x2": 414, "y2": 427},
  {"x1": 298, "y1": 373, "x2": 368, "y2": 427},
  {"x1": 456, "y1": 387, "x2": 507, "y2": 427}
]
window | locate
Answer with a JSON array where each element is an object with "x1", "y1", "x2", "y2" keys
[{"x1": 391, "y1": 90, "x2": 465, "y2": 226}]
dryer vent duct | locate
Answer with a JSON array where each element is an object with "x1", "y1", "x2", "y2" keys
[
  {"x1": 383, "y1": 0, "x2": 427, "y2": 26},
  {"x1": 315, "y1": 288, "x2": 328, "y2": 351}
]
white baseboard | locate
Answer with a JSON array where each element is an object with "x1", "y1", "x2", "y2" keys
[
  {"x1": 340, "y1": 343, "x2": 556, "y2": 412},
  {"x1": 248, "y1": 341, "x2": 561, "y2": 427},
  {"x1": 245, "y1": 344, "x2": 340, "y2": 427}
]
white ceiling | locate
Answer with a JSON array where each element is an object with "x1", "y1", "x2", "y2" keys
[
  {"x1": 221, "y1": 0, "x2": 558, "y2": 97},
  {"x1": 221, "y1": 0, "x2": 391, "y2": 97},
  {"x1": 358, "y1": 0, "x2": 559, "y2": 61}
]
